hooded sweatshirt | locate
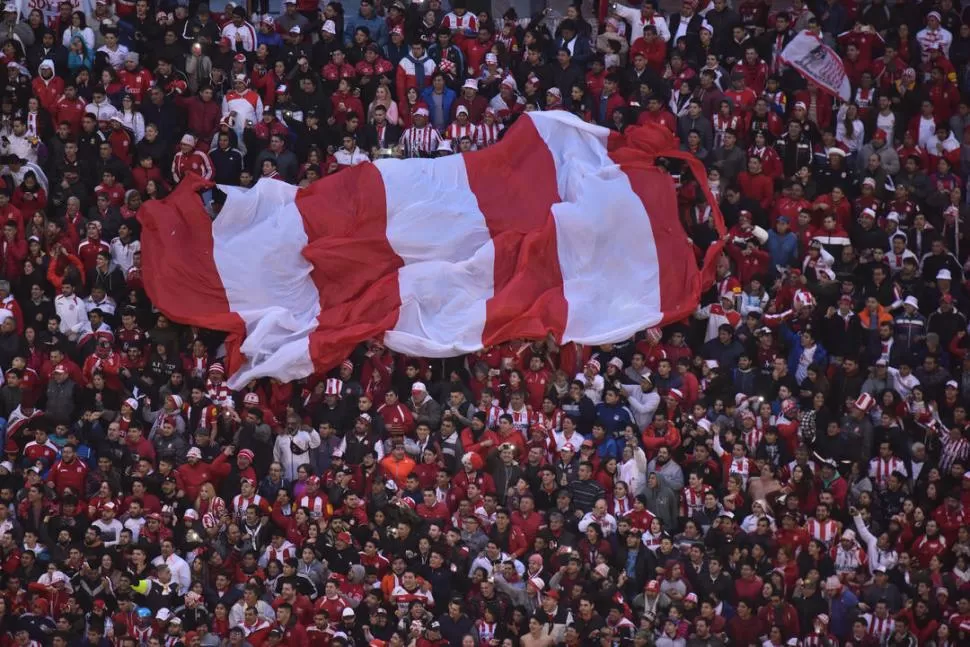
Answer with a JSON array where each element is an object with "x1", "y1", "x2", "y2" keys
[{"x1": 31, "y1": 60, "x2": 63, "y2": 111}]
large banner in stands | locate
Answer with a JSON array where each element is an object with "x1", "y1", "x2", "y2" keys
[
  {"x1": 138, "y1": 112, "x2": 728, "y2": 389},
  {"x1": 779, "y1": 30, "x2": 852, "y2": 101},
  {"x1": 17, "y1": 0, "x2": 92, "y2": 27}
]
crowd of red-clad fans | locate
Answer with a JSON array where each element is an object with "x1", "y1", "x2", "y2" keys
[{"x1": 4, "y1": 1, "x2": 970, "y2": 647}]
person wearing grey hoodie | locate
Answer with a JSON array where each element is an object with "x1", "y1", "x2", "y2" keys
[
  {"x1": 677, "y1": 100, "x2": 714, "y2": 151},
  {"x1": 1, "y1": 8, "x2": 34, "y2": 49},
  {"x1": 621, "y1": 377, "x2": 661, "y2": 430},
  {"x1": 642, "y1": 473, "x2": 678, "y2": 531},
  {"x1": 856, "y1": 132, "x2": 900, "y2": 175},
  {"x1": 646, "y1": 447, "x2": 685, "y2": 492}
]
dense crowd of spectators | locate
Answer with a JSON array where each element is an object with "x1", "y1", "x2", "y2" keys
[{"x1": 2, "y1": 1, "x2": 970, "y2": 647}]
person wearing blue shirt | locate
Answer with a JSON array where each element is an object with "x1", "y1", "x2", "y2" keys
[
  {"x1": 782, "y1": 323, "x2": 829, "y2": 383},
  {"x1": 256, "y1": 20, "x2": 283, "y2": 52},
  {"x1": 766, "y1": 215, "x2": 799, "y2": 271},
  {"x1": 590, "y1": 422, "x2": 619, "y2": 460},
  {"x1": 594, "y1": 387, "x2": 635, "y2": 438},
  {"x1": 344, "y1": 0, "x2": 388, "y2": 48},
  {"x1": 421, "y1": 74, "x2": 456, "y2": 131},
  {"x1": 823, "y1": 575, "x2": 859, "y2": 640}
]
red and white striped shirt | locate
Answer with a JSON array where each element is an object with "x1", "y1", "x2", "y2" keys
[
  {"x1": 441, "y1": 12, "x2": 478, "y2": 33},
  {"x1": 712, "y1": 113, "x2": 743, "y2": 149},
  {"x1": 531, "y1": 408, "x2": 563, "y2": 432},
  {"x1": 939, "y1": 430, "x2": 970, "y2": 472},
  {"x1": 806, "y1": 517, "x2": 839, "y2": 547},
  {"x1": 261, "y1": 539, "x2": 296, "y2": 565},
  {"x1": 612, "y1": 497, "x2": 641, "y2": 519},
  {"x1": 480, "y1": 404, "x2": 504, "y2": 430},
  {"x1": 297, "y1": 494, "x2": 328, "y2": 520},
  {"x1": 447, "y1": 122, "x2": 478, "y2": 147},
  {"x1": 727, "y1": 457, "x2": 755, "y2": 489},
  {"x1": 744, "y1": 427, "x2": 764, "y2": 452},
  {"x1": 391, "y1": 585, "x2": 433, "y2": 615},
  {"x1": 476, "y1": 621, "x2": 498, "y2": 646},
  {"x1": 868, "y1": 456, "x2": 907, "y2": 490},
  {"x1": 402, "y1": 125, "x2": 442, "y2": 158},
  {"x1": 680, "y1": 486, "x2": 711, "y2": 517},
  {"x1": 862, "y1": 613, "x2": 895, "y2": 642},
  {"x1": 206, "y1": 379, "x2": 233, "y2": 408},
  {"x1": 232, "y1": 493, "x2": 269, "y2": 521},
  {"x1": 506, "y1": 404, "x2": 531, "y2": 437},
  {"x1": 132, "y1": 625, "x2": 154, "y2": 644},
  {"x1": 754, "y1": 415, "x2": 772, "y2": 433},
  {"x1": 802, "y1": 633, "x2": 839, "y2": 647},
  {"x1": 832, "y1": 542, "x2": 868, "y2": 574},
  {"x1": 477, "y1": 122, "x2": 503, "y2": 148}
]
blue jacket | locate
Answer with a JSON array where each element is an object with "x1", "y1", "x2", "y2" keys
[
  {"x1": 828, "y1": 589, "x2": 858, "y2": 639},
  {"x1": 594, "y1": 436, "x2": 620, "y2": 460},
  {"x1": 783, "y1": 325, "x2": 830, "y2": 377},
  {"x1": 766, "y1": 229, "x2": 799, "y2": 269},
  {"x1": 345, "y1": 12, "x2": 387, "y2": 47},
  {"x1": 595, "y1": 401, "x2": 635, "y2": 437},
  {"x1": 556, "y1": 36, "x2": 593, "y2": 67},
  {"x1": 420, "y1": 86, "x2": 456, "y2": 128},
  {"x1": 257, "y1": 32, "x2": 283, "y2": 51}
]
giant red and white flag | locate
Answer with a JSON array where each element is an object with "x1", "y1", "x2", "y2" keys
[
  {"x1": 139, "y1": 112, "x2": 725, "y2": 388},
  {"x1": 780, "y1": 30, "x2": 852, "y2": 101}
]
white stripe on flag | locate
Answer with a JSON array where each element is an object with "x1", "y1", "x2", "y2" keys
[
  {"x1": 528, "y1": 112, "x2": 664, "y2": 342},
  {"x1": 215, "y1": 182, "x2": 320, "y2": 387},
  {"x1": 377, "y1": 155, "x2": 494, "y2": 355}
]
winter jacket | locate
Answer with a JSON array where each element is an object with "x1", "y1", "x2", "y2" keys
[
  {"x1": 894, "y1": 311, "x2": 927, "y2": 355},
  {"x1": 642, "y1": 475, "x2": 678, "y2": 530},
  {"x1": 344, "y1": 12, "x2": 387, "y2": 47},
  {"x1": 595, "y1": 401, "x2": 636, "y2": 436},
  {"x1": 273, "y1": 428, "x2": 323, "y2": 481},
  {"x1": 620, "y1": 385, "x2": 661, "y2": 431},
  {"x1": 766, "y1": 229, "x2": 799, "y2": 269},
  {"x1": 45, "y1": 378, "x2": 77, "y2": 424},
  {"x1": 857, "y1": 141, "x2": 900, "y2": 175},
  {"x1": 420, "y1": 86, "x2": 456, "y2": 129},
  {"x1": 153, "y1": 433, "x2": 189, "y2": 466},
  {"x1": 210, "y1": 146, "x2": 244, "y2": 185},
  {"x1": 783, "y1": 326, "x2": 829, "y2": 378},
  {"x1": 31, "y1": 60, "x2": 64, "y2": 112}
]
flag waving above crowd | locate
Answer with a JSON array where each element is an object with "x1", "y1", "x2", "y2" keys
[
  {"x1": 780, "y1": 30, "x2": 852, "y2": 101},
  {"x1": 139, "y1": 113, "x2": 725, "y2": 389}
]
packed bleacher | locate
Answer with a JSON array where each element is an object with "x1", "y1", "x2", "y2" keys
[{"x1": 0, "y1": 1, "x2": 969, "y2": 647}]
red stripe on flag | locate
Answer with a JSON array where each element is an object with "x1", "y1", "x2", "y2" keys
[
  {"x1": 614, "y1": 164, "x2": 701, "y2": 318},
  {"x1": 297, "y1": 163, "x2": 404, "y2": 374},
  {"x1": 607, "y1": 125, "x2": 722, "y2": 325},
  {"x1": 137, "y1": 176, "x2": 247, "y2": 372},
  {"x1": 465, "y1": 117, "x2": 568, "y2": 346}
]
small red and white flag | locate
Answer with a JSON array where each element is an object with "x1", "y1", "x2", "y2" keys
[
  {"x1": 780, "y1": 30, "x2": 852, "y2": 101},
  {"x1": 139, "y1": 112, "x2": 725, "y2": 388}
]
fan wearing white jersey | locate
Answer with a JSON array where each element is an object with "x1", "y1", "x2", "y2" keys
[
  {"x1": 401, "y1": 107, "x2": 442, "y2": 158},
  {"x1": 851, "y1": 508, "x2": 898, "y2": 573},
  {"x1": 861, "y1": 600, "x2": 896, "y2": 644},
  {"x1": 868, "y1": 441, "x2": 907, "y2": 491},
  {"x1": 806, "y1": 503, "x2": 841, "y2": 548}
]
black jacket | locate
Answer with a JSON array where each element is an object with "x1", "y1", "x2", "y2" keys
[
  {"x1": 359, "y1": 122, "x2": 402, "y2": 152},
  {"x1": 210, "y1": 146, "x2": 245, "y2": 185}
]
